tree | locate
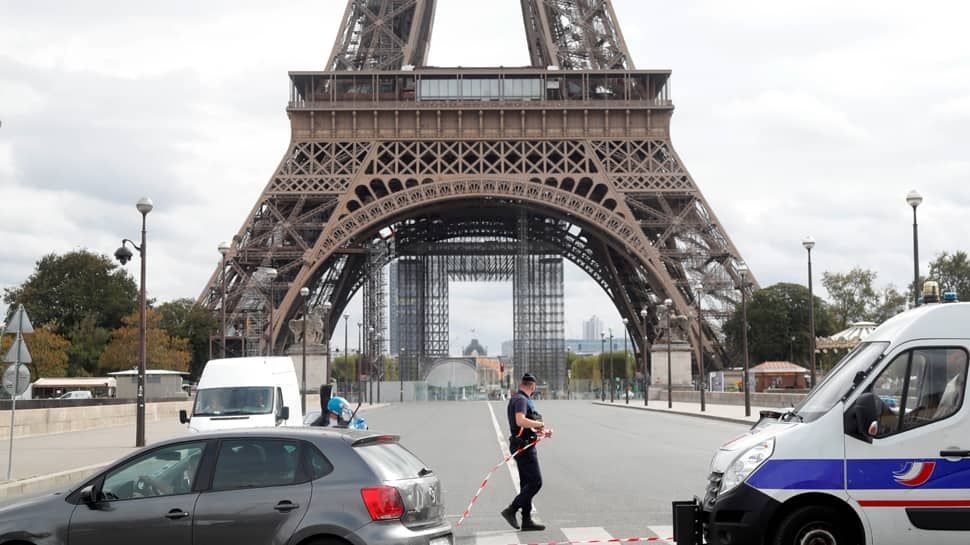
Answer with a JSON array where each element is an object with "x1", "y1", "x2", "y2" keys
[
  {"x1": 0, "y1": 326, "x2": 69, "y2": 379},
  {"x1": 929, "y1": 251, "x2": 970, "y2": 300},
  {"x1": 156, "y1": 299, "x2": 219, "y2": 379},
  {"x1": 822, "y1": 268, "x2": 879, "y2": 330},
  {"x1": 723, "y1": 283, "x2": 836, "y2": 366},
  {"x1": 98, "y1": 310, "x2": 191, "y2": 373},
  {"x1": 3, "y1": 250, "x2": 137, "y2": 337},
  {"x1": 65, "y1": 314, "x2": 111, "y2": 376}
]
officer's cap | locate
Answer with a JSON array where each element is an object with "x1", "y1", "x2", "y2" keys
[{"x1": 521, "y1": 373, "x2": 537, "y2": 384}]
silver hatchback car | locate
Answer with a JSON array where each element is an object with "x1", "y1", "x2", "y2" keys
[{"x1": 0, "y1": 428, "x2": 453, "y2": 545}]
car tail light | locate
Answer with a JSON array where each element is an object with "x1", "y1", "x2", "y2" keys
[{"x1": 361, "y1": 486, "x2": 405, "y2": 520}]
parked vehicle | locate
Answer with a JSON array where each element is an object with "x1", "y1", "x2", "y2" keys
[
  {"x1": 674, "y1": 296, "x2": 970, "y2": 545},
  {"x1": 57, "y1": 390, "x2": 92, "y2": 400},
  {"x1": 180, "y1": 357, "x2": 302, "y2": 432},
  {"x1": 0, "y1": 428, "x2": 452, "y2": 545}
]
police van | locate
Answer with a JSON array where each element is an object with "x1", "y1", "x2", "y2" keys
[{"x1": 674, "y1": 290, "x2": 970, "y2": 545}]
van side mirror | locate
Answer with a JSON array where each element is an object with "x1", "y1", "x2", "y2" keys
[
  {"x1": 279, "y1": 406, "x2": 290, "y2": 422},
  {"x1": 844, "y1": 392, "x2": 884, "y2": 443},
  {"x1": 179, "y1": 409, "x2": 190, "y2": 424}
]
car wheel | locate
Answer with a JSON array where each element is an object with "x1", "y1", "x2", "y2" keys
[{"x1": 773, "y1": 505, "x2": 854, "y2": 545}]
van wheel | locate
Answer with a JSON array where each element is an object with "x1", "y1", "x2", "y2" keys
[{"x1": 773, "y1": 505, "x2": 852, "y2": 545}]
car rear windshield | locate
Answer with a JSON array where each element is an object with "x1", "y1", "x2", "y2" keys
[{"x1": 354, "y1": 442, "x2": 429, "y2": 481}]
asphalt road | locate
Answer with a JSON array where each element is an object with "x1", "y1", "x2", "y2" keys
[{"x1": 363, "y1": 400, "x2": 749, "y2": 545}]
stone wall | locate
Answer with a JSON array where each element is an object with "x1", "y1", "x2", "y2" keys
[
  {"x1": 0, "y1": 400, "x2": 193, "y2": 440},
  {"x1": 652, "y1": 389, "x2": 807, "y2": 408}
]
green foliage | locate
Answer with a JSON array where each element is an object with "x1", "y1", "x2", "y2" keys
[
  {"x1": 929, "y1": 251, "x2": 970, "y2": 300},
  {"x1": 331, "y1": 354, "x2": 363, "y2": 381},
  {"x1": 0, "y1": 326, "x2": 70, "y2": 378},
  {"x1": 723, "y1": 283, "x2": 836, "y2": 366},
  {"x1": 3, "y1": 250, "x2": 137, "y2": 337},
  {"x1": 98, "y1": 310, "x2": 191, "y2": 373},
  {"x1": 822, "y1": 267, "x2": 907, "y2": 329},
  {"x1": 65, "y1": 314, "x2": 111, "y2": 376},
  {"x1": 156, "y1": 298, "x2": 218, "y2": 379}
]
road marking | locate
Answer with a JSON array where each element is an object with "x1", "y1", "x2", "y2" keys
[
  {"x1": 647, "y1": 525, "x2": 675, "y2": 544},
  {"x1": 561, "y1": 527, "x2": 614, "y2": 542},
  {"x1": 487, "y1": 400, "x2": 520, "y2": 494},
  {"x1": 468, "y1": 530, "x2": 521, "y2": 545}
]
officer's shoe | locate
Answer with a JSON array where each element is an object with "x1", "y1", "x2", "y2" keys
[
  {"x1": 500, "y1": 506, "x2": 520, "y2": 530},
  {"x1": 520, "y1": 515, "x2": 545, "y2": 532}
]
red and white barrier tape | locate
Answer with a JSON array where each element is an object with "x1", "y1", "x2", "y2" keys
[
  {"x1": 511, "y1": 537, "x2": 674, "y2": 545},
  {"x1": 454, "y1": 430, "x2": 548, "y2": 528}
]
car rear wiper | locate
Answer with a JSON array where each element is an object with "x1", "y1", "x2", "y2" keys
[{"x1": 418, "y1": 467, "x2": 433, "y2": 477}]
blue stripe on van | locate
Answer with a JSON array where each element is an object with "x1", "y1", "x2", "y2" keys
[
  {"x1": 846, "y1": 459, "x2": 970, "y2": 489},
  {"x1": 747, "y1": 459, "x2": 845, "y2": 490}
]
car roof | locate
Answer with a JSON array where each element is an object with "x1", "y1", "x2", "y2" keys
[{"x1": 153, "y1": 426, "x2": 396, "y2": 447}]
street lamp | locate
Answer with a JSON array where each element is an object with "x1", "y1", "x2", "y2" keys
[
  {"x1": 663, "y1": 299, "x2": 674, "y2": 409},
  {"x1": 264, "y1": 268, "x2": 278, "y2": 356},
  {"x1": 608, "y1": 328, "x2": 615, "y2": 403},
  {"x1": 802, "y1": 236, "x2": 817, "y2": 388},
  {"x1": 218, "y1": 241, "x2": 231, "y2": 358},
  {"x1": 113, "y1": 197, "x2": 153, "y2": 447},
  {"x1": 322, "y1": 301, "x2": 332, "y2": 394},
  {"x1": 622, "y1": 318, "x2": 629, "y2": 404},
  {"x1": 299, "y1": 287, "x2": 310, "y2": 414},
  {"x1": 738, "y1": 262, "x2": 751, "y2": 417},
  {"x1": 358, "y1": 322, "x2": 366, "y2": 403},
  {"x1": 343, "y1": 314, "x2": 351, "y2": 402},
  {"x1": 694, "y1": 282, "x2": 705, "y2": 412},
  {"x1": 399, "y1": 347, "x2": 405, "y2": 403},
  {"x1": 907, "y1": 190, "x2": 923, "y2": 307},
  {"x1": 600, "y1": 331, "x2": 606, "y2": 401},
  {"x1": 640, "y1": 308, "x2": 649, "y2": 406}
]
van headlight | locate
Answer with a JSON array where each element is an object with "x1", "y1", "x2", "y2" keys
[{"x1": 719, "y1": 438, "x2": 774, "y2": 495}]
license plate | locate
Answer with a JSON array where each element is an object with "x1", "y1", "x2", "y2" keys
[{"x1": 430, "y1": 536, "x2": 452, "y2": 545}]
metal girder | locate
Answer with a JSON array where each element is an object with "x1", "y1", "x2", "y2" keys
[
  {"x1": 521, "y1": 0, "x2": 633, "y2": 69},
  {"x1": 328, "y1": 0, "x2": 437, "y2": 70}
]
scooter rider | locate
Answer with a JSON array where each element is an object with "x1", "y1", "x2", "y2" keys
[{"x1": 501, "y1": 373, "x2": 553, "y2": 532}]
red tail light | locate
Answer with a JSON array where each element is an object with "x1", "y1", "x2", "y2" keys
[{"x1": 361, "y1": 486, "x2": 405, "y2": 520}]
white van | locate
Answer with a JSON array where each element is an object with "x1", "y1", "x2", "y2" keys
[
  {"x1": 674, "y1": 299, "x2": 970, "y2": 545},
  {"x1": 179, "y1": 357, "x2": 303, "y2": 433}
]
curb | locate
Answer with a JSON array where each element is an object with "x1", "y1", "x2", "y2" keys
[
  {"x1": 0, "y1": 462, "x2": 107, "y2": 499},
  {"x1": 592, "y1": 401, "x2": 755, "y2": 426}
]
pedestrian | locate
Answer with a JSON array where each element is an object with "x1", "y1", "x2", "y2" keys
[{"x1": 501, "y1": 373, "x2": 552, "y2": 531}]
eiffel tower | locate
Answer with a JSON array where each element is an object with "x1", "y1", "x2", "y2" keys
[{"x1": 198, "y1": 0, "x2": 756, "y2": 391}]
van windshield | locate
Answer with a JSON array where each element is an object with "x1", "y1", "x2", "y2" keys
[
  {"x1": 193, "y1": 387, "x2": 274, "y2": 416},
  {"x1": 791, "y1": 341, "x2": 889, "y2": 422}
]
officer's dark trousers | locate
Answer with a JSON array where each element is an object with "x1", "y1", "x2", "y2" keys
[{"x1": 511, "y1": 448, "x2": 543, "y2": 515}]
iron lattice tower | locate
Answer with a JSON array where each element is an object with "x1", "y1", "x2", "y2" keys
[{"x1": 199, "y1": 0, "x2": 757, "y2": 383}]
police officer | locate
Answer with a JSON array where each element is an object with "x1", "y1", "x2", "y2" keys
[{"x1": 501, "y1": 373, "x2": 552, "y2": 531}]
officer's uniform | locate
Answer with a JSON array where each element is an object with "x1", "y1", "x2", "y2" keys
[{"x1": 502, "y1": 374, "x2": 545, "y2": 531}]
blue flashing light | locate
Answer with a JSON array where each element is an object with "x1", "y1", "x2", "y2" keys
[{"x1": 943, "y1": 292, "x2": 959, "y2": 302}]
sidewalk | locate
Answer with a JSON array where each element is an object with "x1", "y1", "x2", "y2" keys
[
  {"x1": 593, "y1": 399, "x2": 777, "y2": 425},
  {"x1": 0, "y1": 403, "x2": 389, "y2": 499}
]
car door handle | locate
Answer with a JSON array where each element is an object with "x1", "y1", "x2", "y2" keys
[
  {"x1": 274, "y1": 501, "x2": 300, "y2": 513},
  {"x1": 940, "y1": 449, "x2": 970, "y2": 458},
  {"x1": 165, "y1": 509, "x2": 190, "y2": 520}
]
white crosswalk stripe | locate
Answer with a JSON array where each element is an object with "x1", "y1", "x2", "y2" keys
[
  {"x1": 647, "y1": 525, "x2": 675, "y2": 544},
  {"x1": 466, "y1": 530, "x2": 520, "y2": 545},
  {"x1": 561, "y1": 526, "x2": 614, "y2": 542}
]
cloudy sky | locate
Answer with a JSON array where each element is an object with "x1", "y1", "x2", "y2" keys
[{"x1": 2, "y1": 0, "x2": 968, "y2": 354}]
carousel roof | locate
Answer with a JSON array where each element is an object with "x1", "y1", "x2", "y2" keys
[{"x1": 816, "y1": 321, "x2": 878, "y2": 351}]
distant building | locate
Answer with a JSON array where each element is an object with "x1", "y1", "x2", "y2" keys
[
  {"x1": 582, "y1": 315, "x2": 604, "y2": 341},
  {"x1": 500, "y1": 340, "x2": 514, "y2": 358},
  {"x1": 109, "y1": 370, "x2": 190, "y2": 400}
]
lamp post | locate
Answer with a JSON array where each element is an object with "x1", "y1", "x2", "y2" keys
[
  {"x1": 322, "y1": 301, "x2": 332, "y2": 394},
  {"x1": 622, "y1": 318, "x2": 629, "y2": 404},
  {"x1": 663, "y1": 299, "x2": 673, "y2": 409},
  {"x1": 399, "y1": 347, "x2": 405, "y2": 403},
  {"x1": 218, "y1": 241, "x2": 230, "y2": 358},
  {"x1": 738, "y1": 262, "x2": 751, "y2": 417},
  {"x1": 608, "y1": 328, "x2": 615, "y2": 403},
  {"x1": 640, "y1": 308, "x2": 649, "y2": 406},
  {"x1": 358, "y1": 322, "x2": 366, "y2": 403},
  {"x1": 113, "y1": 197, "x2": 153, "y2": 447},
  {"x1": 907, "y1": 190, "x2": 923, "y2": 307},
  {"x1": 343, "y1": 314, "x2": 351, "y2": 402},
  {"x1": 264, "y1": 268, "x2": 278, "y2": 356},
  {"x1": 802, "y1": 236, "x2": 817, "y2": 388},
  {"x1": 600, "y1": 331, "x2": 606, "y2": 401},
  {"x1": 694, "y1": 282, "x2": 705, "y2": 412},
  {"x1": 299, "y1": 287, "x2": 310, "y2": 414}
]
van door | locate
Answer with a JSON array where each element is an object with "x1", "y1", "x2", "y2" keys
[{"x1": 845, "y1": 344, "x2": 970, "y2": 544}]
